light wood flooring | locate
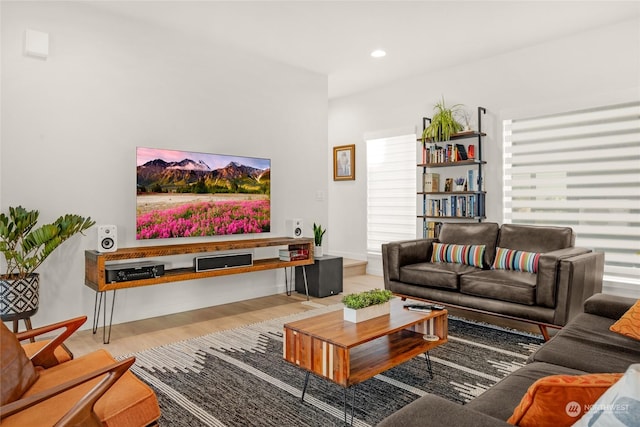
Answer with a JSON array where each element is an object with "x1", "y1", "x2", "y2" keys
[
  {"x1": 65, "y1": 273, "x2": 541, "y2": 358},
  {"x1": 65, "y1": 274, "x2": 382, "y2": 358}
]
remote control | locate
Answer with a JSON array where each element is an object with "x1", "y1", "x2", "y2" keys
[
  {"x1": 407, "y1": 307, "x2": 432, "y2": 313},
  {"x1": 431, "y1": 304, "x2": 445, "y2": 310},
  {"x1": 403, "y1": 303, "x2": 434, "y2": 309}
]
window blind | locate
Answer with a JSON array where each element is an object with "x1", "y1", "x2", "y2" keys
[
  {"x1": 503, "y1": 101, "x2": 640, "y2": 281},
  {"x1": 366, "y1": 134, "x2": 417, "y2": 254}
]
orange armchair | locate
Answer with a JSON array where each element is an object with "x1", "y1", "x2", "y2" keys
[{"x1": 1, "y1": 318, "x2": 160, "y2": 426}]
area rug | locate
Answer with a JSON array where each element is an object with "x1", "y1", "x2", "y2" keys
[{"x1": 123, "y1": 303, "x2": 543, "y2": 427}]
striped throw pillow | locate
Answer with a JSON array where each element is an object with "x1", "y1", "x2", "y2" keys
[
  {"x1": 431, "y1": 243, "x2": 485, "y2": 268},
  {"x1": 492, "y1": 247, "x2": 541, "y2": 273}
]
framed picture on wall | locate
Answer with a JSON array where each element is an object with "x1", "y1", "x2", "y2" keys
[{"x1": 333, "y1": 144, "x2": 355, "y2": 181}]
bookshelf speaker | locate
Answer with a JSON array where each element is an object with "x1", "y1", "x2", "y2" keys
[
  {"x1": 285, "y1": 218, "x2": 303, "y2": 238},
  {"x1": 97, "y1": 225, "x2": 117, "y2": 253}
]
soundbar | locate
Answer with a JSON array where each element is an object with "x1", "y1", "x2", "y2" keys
[
  {"x1": 105, "y1": 261, "x2": 165, "y2": 283},
  {"x1": 194, "y1": 253, "x2": 253, "y2": 272}
]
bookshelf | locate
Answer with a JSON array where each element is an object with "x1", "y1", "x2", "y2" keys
[{"x1": 418, "y1": 107, "x2": 487, "y2": 238}]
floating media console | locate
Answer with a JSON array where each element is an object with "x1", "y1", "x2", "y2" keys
[{"x1": 85, "y1": 237, "x2": 314, "y2": 343}]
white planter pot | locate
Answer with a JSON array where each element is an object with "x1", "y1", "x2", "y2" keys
[
  {"x1": 343, "y1": 301, "x2": 391, "y2": 323},
  {"x1": 314, "y1": 245, "x2": 323, "y2": 257}
]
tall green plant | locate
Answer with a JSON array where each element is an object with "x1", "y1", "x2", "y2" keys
[
  {"x1": 422, "y1": 97, "x2": 464, "y2": 142},
  {"x1": 313, "y1": 223, "x2": 326, "y2": 246},
  {"x1": 0, "y1": 206, "x2": 95, "y2": 279}
]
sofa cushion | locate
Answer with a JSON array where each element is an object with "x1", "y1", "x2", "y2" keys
[
  {"x1": 400, "y1": 262, "x2": 480, "y2": 290},
  {"x1": 438, "y1": 222, "x2": 499, "y2": 268},
  {"x1": 459, "y1": 269, "x2": 537, "y2": 305},
  {"x1": 573, "y1": 363, "x2": 640, "y2": 427},
  {"x1": 610, "y1": 299, "x2": 640, "y2": 341},
  {"x1": 0, "y1": 322, "x2": 39, "y2": 405},
  {"x1": 506, "y1": 372, "x2": 623, "y2": 427},
  {"x1": 492, "y1": 247, "x2": 540, "y2": 274},
  {"x1": 465, "y1": 362, "x2": 587, "y2": 421},
  {"x1": 529, "y1": 312, "x2": 640, "y2": 373},
  {"x1": 498, "y1": 224, "x2": 573, "y2": 253},
  {"x1": 431, "y1": 242, "x2": 485, "y2": 268}
]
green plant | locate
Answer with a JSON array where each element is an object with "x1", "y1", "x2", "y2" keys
[
  {"x1": 313, "y1": 223, "x2": 326, "y2": 246},
  {"x1": 421, "y1": 97, "x2": 464, "y2": 142},
  {"x1": 342, "y1": 288, "x2": 393, "y2": 310},
  {"x1": 0, "y1": 206, "x2": 95, "y2": 279}
]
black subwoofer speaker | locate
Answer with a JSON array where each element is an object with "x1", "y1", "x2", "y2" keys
[
  {"x1": 194, "y1": 253, "x2": 253, "y2": 272},
  {"x1": 295, "y1": 255, "x2": 343, "y2": 298}
]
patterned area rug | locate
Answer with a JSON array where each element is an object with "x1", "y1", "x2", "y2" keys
[{"x1": 124, "y1": 303, "x2": 543, "y2": 427}]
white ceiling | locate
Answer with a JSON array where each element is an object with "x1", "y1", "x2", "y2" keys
[{"x1": 91, "y1": 1, "x2": 640, "y2": 99}]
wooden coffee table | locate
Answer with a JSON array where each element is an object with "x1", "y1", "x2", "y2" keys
[{"x1": 283, "y1": 298, "x2": 448, "y2": 422}]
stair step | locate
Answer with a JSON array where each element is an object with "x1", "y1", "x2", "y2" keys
[{"x1": 343, "y1": 258, "x2": 367, "y2": 278}]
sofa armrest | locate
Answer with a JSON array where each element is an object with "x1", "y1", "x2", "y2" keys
[
  {"x1": 382, "y1": 239, "x2": 435, "y2": 282},
  {"x1": 536, "y1": 247, "x2": 592, "y2": 308},
  {"x1": 377, "y1": 394, "x2": 511, "y2": 427},
  {"x1": 584, "y1": 293, "x2": 637, "y2": 320},
  {"x1": 552, "y1": 251, "x2": 605, "y2": 326},
  {"x1": 15, "y1": 316, "x2": 86, "y2": 369}
]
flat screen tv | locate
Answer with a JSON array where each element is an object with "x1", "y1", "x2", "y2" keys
[{"x1": 136, "y1": 147, "x2": 270, "y2": 240}]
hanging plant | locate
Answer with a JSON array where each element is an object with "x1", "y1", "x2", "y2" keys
[{"x1": 422, "y1": 97, "x2": 464, "y2": 142}]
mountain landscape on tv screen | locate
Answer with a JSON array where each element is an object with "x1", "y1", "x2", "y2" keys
[
  {"x1": 137, "y1": 158, "x2": 270, "y2": 195},
  {"x1": 136, "y1": 152, "x2": 270, "y2": 240}
]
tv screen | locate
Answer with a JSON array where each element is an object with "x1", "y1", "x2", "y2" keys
[{"x1": 136, "y1": 147, "x2": 270, "y2": 240}]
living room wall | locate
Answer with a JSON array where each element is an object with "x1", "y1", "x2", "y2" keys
[
  {"x1": 328, "y1": 17, "x2": 640, "y2": 280},
  {"x1": 1, "y1": 2, "x2": 328, "y2": 327}
]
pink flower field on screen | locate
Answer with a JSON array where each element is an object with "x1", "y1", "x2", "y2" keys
[{"x1": 136, "y1": 200, "x2": 270, "y2": 239}]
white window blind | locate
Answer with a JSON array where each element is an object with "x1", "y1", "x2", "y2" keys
[
  {"x1": 503, "y1": 101, "x2": 640, "y2": 281},
  {"x1": 366, "y1": 134, "x2": 417, "y2": 254}
]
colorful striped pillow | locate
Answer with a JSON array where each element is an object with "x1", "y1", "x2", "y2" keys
[
  {"x1": 492, "y1": 247, "x2": 541, "y2": 273},
  {"x1": 431, "y1": 243, "x2": 485, "y2": 268}
]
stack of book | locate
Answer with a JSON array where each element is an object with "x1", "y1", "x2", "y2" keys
[{"x1": 279, "y1": 246, "x2": 309, "y2": 261}]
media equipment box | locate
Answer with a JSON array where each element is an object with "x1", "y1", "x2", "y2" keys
[{"x1": 105, "y1": 261, "x2": 165, "y2": 283}]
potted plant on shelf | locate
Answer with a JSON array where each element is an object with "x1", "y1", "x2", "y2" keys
[
  {"x1": 421, "y1": 97, "x2": 465, "y2": 142},
  {"x1": 342, "y1": 288, "x2": 394, "y2": 323},
  {"x1": 0, "y1": 206, "x2": 95, "y2": 322},
  {"x1": 313, "y1": 223, "x2": 326, "y2": 258}
]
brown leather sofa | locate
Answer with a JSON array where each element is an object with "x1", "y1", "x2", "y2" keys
[
  {"x1": 0, "y1": 316, "x2": 161, "y2": 426},
  {"x1": 382, "y1": 222, "x2": 604, "y2": 338},
  {"x1": 377, "y1": 293, "x2": 640, "y2": 427}
]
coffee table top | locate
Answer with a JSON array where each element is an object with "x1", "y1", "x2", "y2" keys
[{"x1": 284, "y1": 298, "x2": 447, "y2": 349}]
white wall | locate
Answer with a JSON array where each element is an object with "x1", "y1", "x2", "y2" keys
[
  {"x1": 328, "y1": 18, "x2": 640, "y2": 276},
  {"x1": 1, "y1": 2, "x2": 328, "y2": 328}
]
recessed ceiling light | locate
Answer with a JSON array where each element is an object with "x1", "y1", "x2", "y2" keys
[{"x1": 371, "y1": 49, "x2": 386, "y2": 58}]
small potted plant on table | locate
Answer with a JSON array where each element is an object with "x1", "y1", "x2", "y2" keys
[
  {"x1": 313, "y1": 223, "x2": 326, "y2": 258},
  {"x1": 342, "y1": 288, "x2": 394, "y2": 323}
]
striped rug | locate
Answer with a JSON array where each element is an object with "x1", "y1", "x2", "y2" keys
[{"x1": 124, "y1": 303, "x2": 543, "y2": 426}]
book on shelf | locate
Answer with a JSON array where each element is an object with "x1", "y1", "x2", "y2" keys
[
  {"x1": 426, "y1": 221, "x2": 443, "y2": 238},
  {"x1": 423, "y1": 173, "x2": 440, "y2": 192},
  {"x1": 455, "y1": 144, "x2": 468, "y2": 160},
  {"x1": 467, "y1": 169, "x2": 476, "y2": 191}
]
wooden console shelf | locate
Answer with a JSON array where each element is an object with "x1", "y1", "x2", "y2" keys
[
  {"x1": 84, "y1": 237, "x2": 314, "y2": 343},
  {"x1": 85, "y1": 237, "x2": 314, "y2": 292}
]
